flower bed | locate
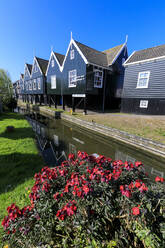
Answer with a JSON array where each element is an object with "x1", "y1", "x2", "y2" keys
[{"x1": 1, "y1": 152, "x2": 165, "y2": 248}]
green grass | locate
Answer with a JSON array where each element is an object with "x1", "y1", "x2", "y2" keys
[{"x1": 0, "y1": 112, "x2": 44, "y2": 245}]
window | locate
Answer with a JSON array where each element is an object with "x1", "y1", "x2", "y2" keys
[
  {"x1": 26, "y1": 82, "x2": 29, "y2": 91},
  {"x1": 94, "y1": 68, "x2": 103, "y2": 88},
  {"x1": 51, "y1": 75, "x2": 56, "y2": 89},
  {"x1": 68, "y1": 70, "x2": 77, "y2": 87},
  {"x1": 38, "y1": 78, "x2": 41, "y2": 90},
  {"x1": 51, "y1": 59, "x2": 55, "y2": 67},
  {"x1": 33, "y1": 63, "x2": 38, "y2": 73},
  {"x1": 29, "y1": 80, "x2": 32, "y2": 90},
  {"x1": 70, "y1": 49, "x2": 74, "y2": 60},
  {"x1": 140, "y1": 100, "x2": 148, "y2": 108},
  {"x1": 122, "y1": 58, "x2": 125, "y2": 65},
  {"x1": 33, "y1": 79, "x2": 37, "y2": 90},
  {"x1": 137, "y1": 71, "x2": 150, "y2": 88}
]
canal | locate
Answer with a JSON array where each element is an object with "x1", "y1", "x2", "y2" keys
[{"x1": 19, "y1": 108, "x2": 165, "y2": 181}]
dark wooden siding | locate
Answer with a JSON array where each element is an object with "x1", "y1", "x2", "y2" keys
[
  {"x1": 113, "y1": 46, "x2": 128, "y2": 98},
  {"x1": 19, "y1": 78, "x2": 24, "y2": 95},
  {"x1": 121, "y1": 98, "x2": 165, "y2": 115},
  {"x1": 46, "y1": 55, "x2": 62, "y2": 95},
  {"x1": 122, "y1": 59, "x2": 165, "y2": 99},
  {"x1": 30, "y1": 61, "x2": 45, "y2": 95},
  {"x1": 62, "y1": 43, "x2": 86, "y2": 95}
]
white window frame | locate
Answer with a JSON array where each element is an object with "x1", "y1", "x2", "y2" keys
[
  {"x1": 70, "y1": 49, "x2": 75, "y2": 60},
  {"x1": 38, "y1": 78, "x2": 41, "y2": 90},
  {"x1": 29, "y1": 80, "x2": 32, "y2": 90},
  {"x1": 140, "y1": 100, "x2": 148, "y2": 108},
  {"x1": 51, "y1": 75, "x2": 56, "y2": 89},
  {"x1": 94, "y1": 68, "x2": 103, "y2": 88},
  {"x1": 68, "y1": 70, "x2": 77, "y2": 87},
  {"x1": 51, "y1": 59, "x2": 55, "y2": 67},
  {"x1": 33, "y1": 79, "x2": 37, "y2": 90},
  {"x1": 34, "y1": 63, "x2": 38, "y2": 73},
  {"x1": 136, "y1": 71, "x2": 150, "y2": 89}
]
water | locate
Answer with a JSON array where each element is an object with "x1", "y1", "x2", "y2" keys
[{"x1": 23, "y1": 111, "x2": 165, "y2": 181}]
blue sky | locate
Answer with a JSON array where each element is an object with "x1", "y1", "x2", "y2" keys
[{"x1": 0, "y1": 0, "x2": 165, "y2": 82}]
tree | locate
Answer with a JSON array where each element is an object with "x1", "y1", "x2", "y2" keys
[{"x1": 0, "y1": 69, "x2": 16, "y2": 111}]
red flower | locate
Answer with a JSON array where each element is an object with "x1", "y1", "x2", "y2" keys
[
  {"x1": 135, "y1": 181, "x2": 141, "y2": 188},
  {"x1": 120, "y1": 185, "x2": 124, "y2": 191},
  {"x1": 155, "y1": 176, "x2": 164, "y2": 182},
  {"x1": 83, "y1": 185, "x2": 89, "y2": 194},
  {"x1": 132, "y1": 206, "x2": 140, "y2": 215}
]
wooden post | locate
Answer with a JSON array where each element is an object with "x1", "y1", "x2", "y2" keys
[
  {"x1": 102, "y1": 70, "x2": 107, "y2": 113},
  {"x1": 54, "y1": 95, "x2": 57, "y2": 109},
  {"x1": 44, "y1": 95, "x2": 47, "y2": 105},
  {"x1": 84, "y1": 96, "x2": 87, "y2": 115},
  {"x1": 49, "y1": 95, "x2": 51, "y2": 107},
  {"x1": 72, "y1": 97, "x2": 75, "y2": 112},
  {"x1": 62, "y1": 95, "x2": 65, "y2": 110}
]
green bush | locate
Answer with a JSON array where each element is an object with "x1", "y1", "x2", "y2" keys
[{"x1": 1, "y1": 152, "x2": 165, "y2": 248}]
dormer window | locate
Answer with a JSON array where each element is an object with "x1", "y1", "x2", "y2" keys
[
  {"x1": 51, "y1": 59, "x2": 55, "y2": 67},
  {"x1": 70, "y1": 50, "x2": 74, "y2": 60},
  {"x1": 94, "y1": 68, "x2": 103, "y2": 88}
]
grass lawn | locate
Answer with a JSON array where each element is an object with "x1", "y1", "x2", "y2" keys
[{"x1": 0, "y1": 112, "x2": 44, "y2": 245}]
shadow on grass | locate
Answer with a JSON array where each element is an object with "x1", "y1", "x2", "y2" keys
[
  {"x1": 0, "y1": 152, "x2": 46, "y2": 195},
  {"x1": 0, "y1": 112, "x2": 24, "y2": 121},
  {"x1": 0, "y1": 127, "x2": 34, "y2": 140}
]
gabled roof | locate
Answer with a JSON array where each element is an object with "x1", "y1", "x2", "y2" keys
[
  {"x1": 74, "y1": 40, "x2": 125, "y2": 68},
  {"x1": 74, "y1": 40, "x2": 108, "y2": 67},
  {"x1": 53, "y1": 52, "x2": 65, "y2": 66},
  {"x1": 20, "y1": 74, "x2": 24, "y2": 79},
  {"x1": 26, "y1": 63, "x2": 32, "y2": 74},
  {"x1": 35, "y1": 57, "x2": 49, "y2": 75},
  {"x1": 103, "y1": 44, "x2": 125, "y2": 65},
  {"x1": 125, "y1": 44, "x2": 165, "y2": 65}
]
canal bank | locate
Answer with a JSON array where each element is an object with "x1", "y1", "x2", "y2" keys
[{"x1": 17, "y1": 100, "x2": 165, "y2": 158}]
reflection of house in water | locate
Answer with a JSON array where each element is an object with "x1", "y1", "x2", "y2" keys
[
  {"x1": 151, "y1": 168, "x2": 164, "y2": 178},
  {"x1": 115, "y1": 150, "x2": 136, "y2": 163},
  {"x1": 115, "y1": 150, "x2": 164, "y2": 179},
  {"x1": 69, "y1": 143, "x2": 77, "y2": 155},
  {"x1": 26, "y1": 114, "x2": 165, "y2": 180}
]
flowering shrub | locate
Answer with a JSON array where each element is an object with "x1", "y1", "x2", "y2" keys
[{"x1": 1, "y1": 151, "x2": 165, "y2": 248}]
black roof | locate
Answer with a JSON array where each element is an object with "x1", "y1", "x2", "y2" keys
[
  {"x1": 35, "y1": 57, "x2": 49, "y2": 75},
  {"x1": 125, "y1": 44, "x2": 165, "y2": 64},
  {"x1": 74, "y1": 40, "x2": 124, "y2": 68},
  {"x1": 74, "y1": 40, "x2": 108, "y2": 67},
  {"x1": 26, "y1": 63, "x2": 32, "y2": 74},
  {"x1": 54, "y1": 52, "x2": 65, "y2": 66},
  {"x1": 21, "y1": 74, "x2": 24, "y2": 79}
]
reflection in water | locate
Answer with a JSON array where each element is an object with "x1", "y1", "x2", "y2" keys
[{"x1": 25, "y1": 112, "x2": 165, "y2": 181}]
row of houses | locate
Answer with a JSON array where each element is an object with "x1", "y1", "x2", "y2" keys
[{"x1": 13, "y1": 36, "x2": 165, "y2": 115}]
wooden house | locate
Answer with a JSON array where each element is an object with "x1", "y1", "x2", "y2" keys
[
  {"x1": 19, "y1": 74, "x2": 24, "y2": 100},
  {"x1": 28, "y1": 57, "x2": 48, "y2": 104},
  {"x1": 46, "y1": 51, "x2": 65, "y2": 107},
  {"x1": 121, "y1": 44, "x2": 165, "y2": 114},
  {"x1": 61, "y1": 38, "x2": 128, "y2": 112},
  {"x1": 23, "y1": 63, "x2": 32, "y2": 102}
]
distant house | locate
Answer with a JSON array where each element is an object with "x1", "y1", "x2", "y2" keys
[
  {"x1": 121, "y1": 44, "x2": 165, "y2": 114},
  {"x1": 23, "y1": 63, "x2": 32, "y2": 102},
  {"x1": 61, "y1": 38, "x2": 128, "y2": 112},
  {"x1": 12, "y1": 80, "x2": 19, "y2": 99},
  {"x1": 46, "y1": 51, "x2": 65, "y2": 106},
  {"x1": 27, "y1": 57, "x2": 48, "y2": 104}
]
